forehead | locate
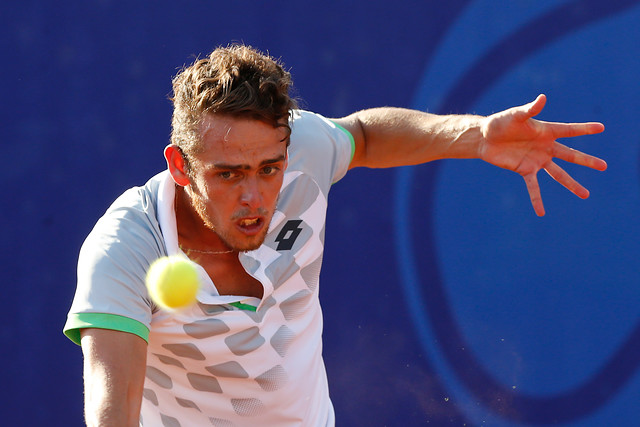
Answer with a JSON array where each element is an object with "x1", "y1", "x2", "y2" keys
[{"x1": 196, "y1": 114, "x2": 288, "y2": 165}]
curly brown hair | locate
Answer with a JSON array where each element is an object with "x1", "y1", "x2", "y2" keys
[{"x1": 170, "y1": 44, "x2": 297, "y2": 165}]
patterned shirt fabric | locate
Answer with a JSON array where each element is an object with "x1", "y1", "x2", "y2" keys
[{"x1": 64, "y1": 110, "x2": 354, "y2": 426}]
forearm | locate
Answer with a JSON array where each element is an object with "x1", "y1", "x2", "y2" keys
[
  {"x1": 84, "y1": 371, "x2": 142, "y2": 427},
  {"x1": 340, "y1": 107, "x2": 485, "y2": 169}
]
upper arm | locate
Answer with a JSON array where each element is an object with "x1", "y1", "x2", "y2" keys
[
  {"x1": 81, "y1": 328, "x2": 148, "y2": 427},
  {"x1": 332, "y1": 109, "x2": 411, "y2": 169},
  {"x1": 331, "y1": 114, "x2": 366, "y2": 169}
]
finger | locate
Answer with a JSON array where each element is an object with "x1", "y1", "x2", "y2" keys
[
  {"x1": 554, "y1": 142, "x2": 608, "y2": 171},
  {"x1": 542, "y1": 121, "x2": 605, "y2": 139},
  {"x1": 543, "y1": 161, "x2": 589, "y2": 199},
  {"x1": 523, "y1": 172, "x2": 545, "y2": 217}
]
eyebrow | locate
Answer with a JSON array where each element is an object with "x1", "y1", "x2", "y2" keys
[{"x1": 210, "y1": 154, "x2": 287, "y2": 171}]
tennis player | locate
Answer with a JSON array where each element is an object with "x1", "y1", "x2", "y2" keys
[{"x1": 64, "y1": 44, "x2": 605, "y2": 426}]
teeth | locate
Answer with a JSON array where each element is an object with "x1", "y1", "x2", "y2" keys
[{"x1": 241, "y1": 218, "x2": 259, "y2": 226}]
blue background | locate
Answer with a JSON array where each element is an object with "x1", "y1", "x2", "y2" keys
[{"x1": 2, "y1": 0, "x2": 639, "y2": 425}]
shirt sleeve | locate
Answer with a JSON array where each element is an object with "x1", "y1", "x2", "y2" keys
[
  {"x1": 63, "y1": 187, "x2": 165, "y2": 345},
  {"x1": 287, "y1": 110, "x2": 355, "y2": 190}
]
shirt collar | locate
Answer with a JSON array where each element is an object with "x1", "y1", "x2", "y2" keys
[{"x1": 156, "y1": 170, "x2": 180, "y2": 256}]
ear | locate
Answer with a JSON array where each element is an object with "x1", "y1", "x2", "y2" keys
[{"x1": 164, "y1": 144, "x2": 191, "y2": 187}]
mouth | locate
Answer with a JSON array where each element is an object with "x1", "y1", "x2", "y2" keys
[
  {"x1": 237, "y1": 217, "x2": 264, "y2": 235},
  {"x1": 239, "y1": 218, "x2": 259, "y2": 226}
]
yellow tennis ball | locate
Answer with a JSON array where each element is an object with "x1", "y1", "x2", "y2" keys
[{"x1": 146, "y1": 255, "x2": 200, "y2": 310}]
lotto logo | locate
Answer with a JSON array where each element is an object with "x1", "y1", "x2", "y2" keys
[{"x1": 275, "y1": 220, "x2": 303, "y2": 251}]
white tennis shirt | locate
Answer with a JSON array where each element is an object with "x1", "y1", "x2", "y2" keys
[{"x1": 64, "y1": 110, "x2": 354, "y2": 426}]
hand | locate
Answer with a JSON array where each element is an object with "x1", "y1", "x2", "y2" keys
[{"x1": 479, "y1": 94, "x2": 606, "y2": 216}]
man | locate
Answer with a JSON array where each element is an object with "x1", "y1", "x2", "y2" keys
[{"x1": 64, "y1": 44, "x2": 606, "y2": 426}]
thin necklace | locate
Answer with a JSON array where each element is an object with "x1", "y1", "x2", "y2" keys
[{"x1": 179, "y1": 244, "x2": 235, "y2": 255}]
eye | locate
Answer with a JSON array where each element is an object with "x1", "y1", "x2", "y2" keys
[
  {"x1": 261, "y1": 165, "x2": 280, "y2": 176},
  {"x1": 218, "y1": 171, "x2": 236, "y2": 180}
]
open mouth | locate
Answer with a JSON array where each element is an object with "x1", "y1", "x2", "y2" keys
[
  {"x1": 237, "y1": 217, "x2": 263, "y2": 234},
  {"x1": 239, "y1": 218, "x2": 260, "y2": 227}
]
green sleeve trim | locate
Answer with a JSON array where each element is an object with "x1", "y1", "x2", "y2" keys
[
  {"x1": 331, "y1": 120, "x2": 356, "y2": 163},
  {"x1": 63, "y1": 313, "x2": 150, "y2": 346},
  {"x1": 229, "y1": 302, "x2": 258, "y2": 312}
]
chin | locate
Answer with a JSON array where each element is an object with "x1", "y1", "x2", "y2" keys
[{"x1": 227, "y1": 233, "x2": 269, "y2": 253}]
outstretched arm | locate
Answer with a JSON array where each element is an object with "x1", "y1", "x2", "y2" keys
[{"x1": 334, "y1": 94, "x2": 606, "y2": 216}]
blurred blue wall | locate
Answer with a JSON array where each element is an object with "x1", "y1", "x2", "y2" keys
[{"x1": 2, "y1": 0, "x2": 638, "y2": 425}]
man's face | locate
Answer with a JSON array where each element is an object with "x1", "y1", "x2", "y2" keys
[{"x1": 185, "y1": 114, "x2": 289, "y2": 252}]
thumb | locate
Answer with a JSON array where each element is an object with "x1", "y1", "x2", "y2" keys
[{"x1": 524, "y1": 94, "x2": 547, "y2": 119}]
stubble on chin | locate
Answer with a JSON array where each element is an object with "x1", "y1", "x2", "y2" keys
[{"x1": 189, "y1": 191, "x2": 272, "y2": 253}]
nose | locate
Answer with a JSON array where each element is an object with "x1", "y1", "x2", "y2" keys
[{"x1": 239, "y1": 177, "x2": 262, "y2": 209}]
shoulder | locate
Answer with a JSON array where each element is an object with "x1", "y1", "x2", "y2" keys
[
  {"x1": 81, "y1": 173, "x2": 166, "y2": 273},
  {"x1": 97, "y1": 172, "x2": 163, "y2": 230},
  {"x1": 289, "y1": 110, "x2": 353, "y2": 141},
  {"x1": 105, "y1": 172, "x2": 163, "y2": 220},
  {"x1": 287, "y1": 110, "x2": 354, "y2": 185}
]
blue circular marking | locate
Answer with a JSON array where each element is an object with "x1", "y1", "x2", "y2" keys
[{"x1": 394, "y1": 0, "x2": 640, "y2": 423}]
